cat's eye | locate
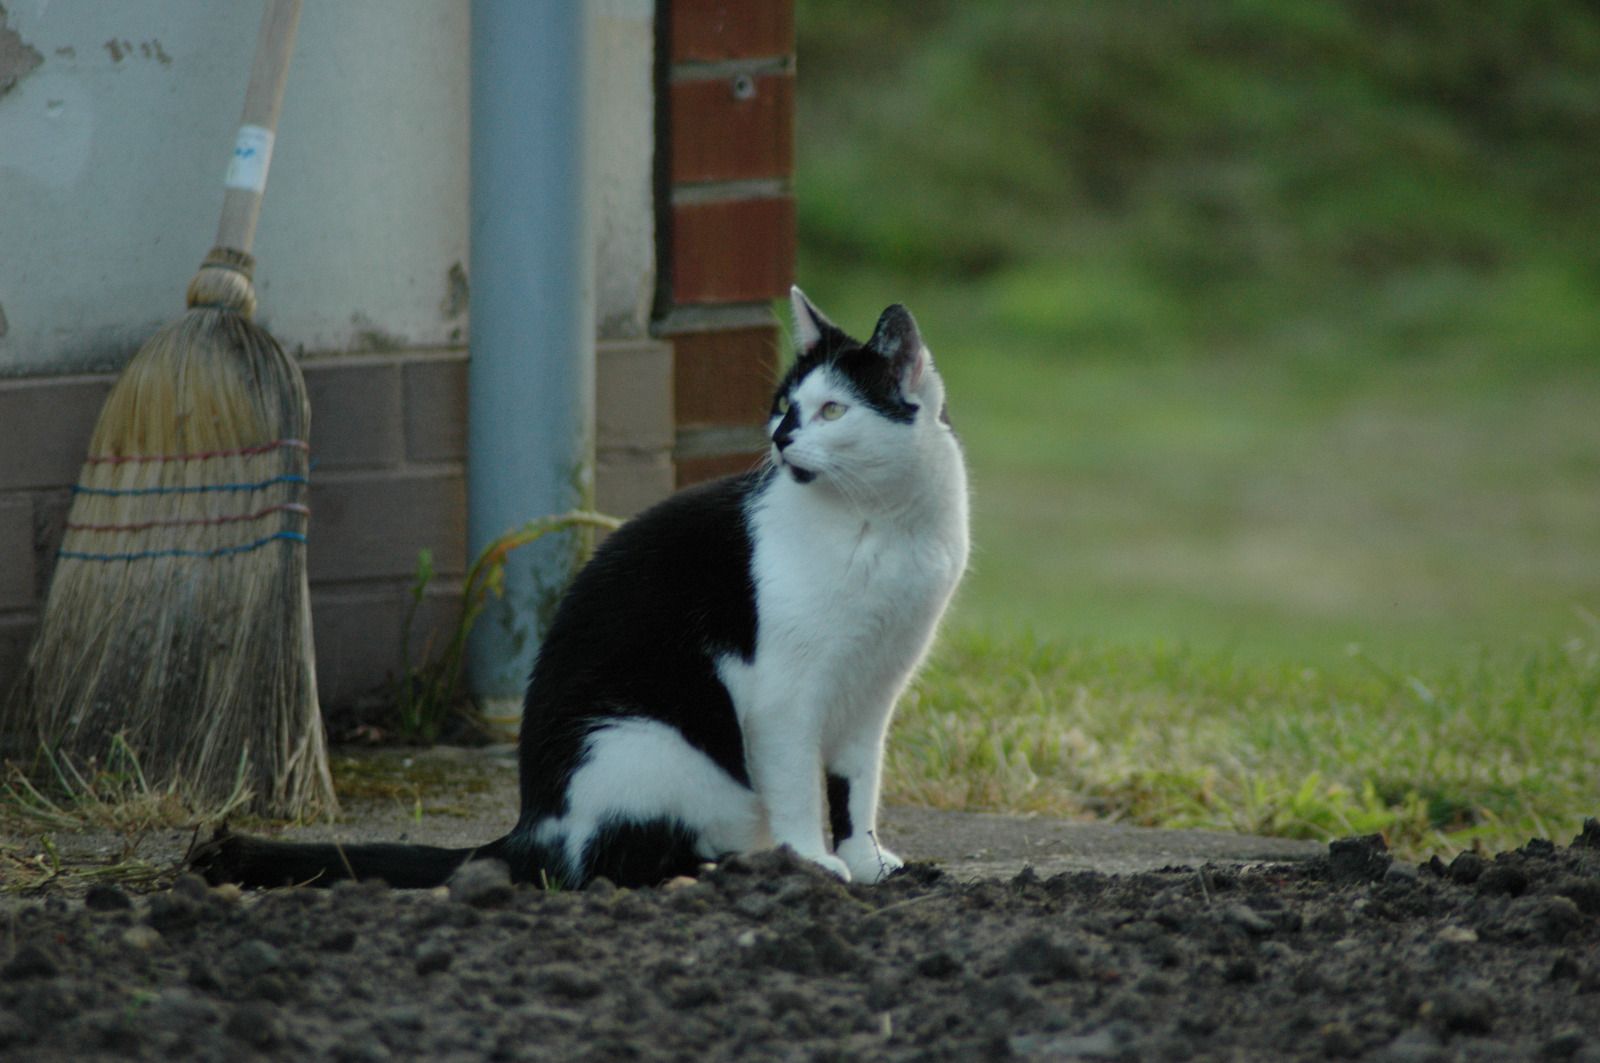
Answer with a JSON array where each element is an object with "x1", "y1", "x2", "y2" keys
[
  {"x1": 819, "y1": 401, "x2": 847, "y2": 421},
  {"x1": 774, "y1": 396, "x2": 791, "y2": 416}
]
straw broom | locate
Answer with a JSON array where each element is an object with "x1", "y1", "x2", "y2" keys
[{"x1": 6, "y1": 0, "x2": 335, "y2": 818}]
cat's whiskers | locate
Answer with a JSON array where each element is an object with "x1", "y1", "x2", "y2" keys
[{"x1": 814, "y1": 458, "x2": 883, "y2": 517}]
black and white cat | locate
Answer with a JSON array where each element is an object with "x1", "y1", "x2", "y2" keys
[{"x1": 198, "y1": 288, "x2": 968, "y2": 889}]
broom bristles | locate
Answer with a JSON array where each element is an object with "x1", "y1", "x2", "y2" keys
[{"x1": 6, "y1": 249, "x2": 336, "y2": 819}]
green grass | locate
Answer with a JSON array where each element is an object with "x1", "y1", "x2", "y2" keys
[
  {"x1": 797, "y1": 1, "x2": 1600, "y2": 854},
  {"x1": 889, "y1": 628, "x2": 1600, "y2": 860},
  {"x1": 796, "y1": 283, "x2": 1600, "y2": 668}
]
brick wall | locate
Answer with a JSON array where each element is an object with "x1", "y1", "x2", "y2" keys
[
  {"x1": 0, "y1": 376, "x2": 116, "y2": 698},
  {"x1": 0, "y1": 355, "x2": 468, "y2": 709},
  {"x1": 0, "y1": 342, "x2": 669, "y2": 708},
  {"x1": 660, "y1": 0, "x2": 796, "y2": 486}
]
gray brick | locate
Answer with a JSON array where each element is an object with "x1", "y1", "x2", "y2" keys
[
  {"x1": 403, "y1": 355, "x2": 468, "y2": 463},
  {"x1": 0, "y1": 612, "x2": 35, "y2": 698},
  {"x1": 303, "y1": 360, "x2": 405, "y2": 470},
  {"x1": 0, "y1": 497, "x2": 33, "y2": 611},
  {"x1": 597, "y1": 340, "x2": 674, "y2": 453},
  {"x1": 0, "y1": 376, "x2": 112, "y2": 490},
  {"x1": 30, "y1": 490, "x2": 71, "y2": 599},
  {"x1": 307, "y1": 471, "x2": 466, "y2": 585},
  {"x1": 596, "y1": 453, "x2": 674, "y2": 519},
  {"x1": 311, "y1": 586, "x2": 462, "y2": 709}
]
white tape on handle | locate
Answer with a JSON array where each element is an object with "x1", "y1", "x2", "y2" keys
[{"x1": 224, "y1": 125, "x2": 275, "y2": 192}]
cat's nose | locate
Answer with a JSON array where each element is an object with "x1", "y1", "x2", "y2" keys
[{"x1": 772, "y1": 405, "x2": 800, "y2": 450}]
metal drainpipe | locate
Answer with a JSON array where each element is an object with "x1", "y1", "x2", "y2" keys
[{"x1": 467, "y1": 0, "x2": 595, "y2": 715}]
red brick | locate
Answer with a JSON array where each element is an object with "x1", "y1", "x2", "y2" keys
[
  {"x1": 673, "y1": 326, "x2": 781, "y2": 426},
  {"x1": 676, "y1": 451, "x2": 764, "y2": 488},
  {"x1": 671, "y1": 0, "x2": 793, "y2": 62},
  {"x1": 672, "y1": 197, "x2": 795, "y2": 305},
  {"x1": 672, "y1": 73, "x2": 794, "y2": 184}
]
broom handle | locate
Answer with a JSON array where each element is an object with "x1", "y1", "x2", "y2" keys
[{"x1": 214, "y1": 0, "x2": 303, "y2": 256}]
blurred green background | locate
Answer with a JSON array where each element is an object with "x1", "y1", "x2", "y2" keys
[
  {"x1": 796, "y1": 0, "x2": 1600, "y2": 665},
  {"x1": 793, "y1": 1, "x2": 1600, "y2": 852}
]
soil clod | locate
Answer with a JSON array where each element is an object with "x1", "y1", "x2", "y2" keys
[
  {"x1": 2, "y1": 828, "x2": 1597, "y2": 1058},
  {"x1": 446, "y1": 858, "x2": 513, "y2": 908}
]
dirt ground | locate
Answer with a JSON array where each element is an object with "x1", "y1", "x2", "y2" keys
[{"x1": 1, "y1": 746, "x2": 1597, "y2": 1061}]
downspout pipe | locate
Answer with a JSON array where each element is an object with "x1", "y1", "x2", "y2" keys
[{"x1": 467, "y1": 0, "x2": 595, "y2": 709}]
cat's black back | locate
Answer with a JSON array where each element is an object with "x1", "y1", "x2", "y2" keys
[{"x1": 514, "y1": 470, "x2": 768, "y2": 824}]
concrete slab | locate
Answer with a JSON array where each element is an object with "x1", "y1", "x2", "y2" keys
[
  {"x1": 2, "y1": 744, "x2": 1326, "y2": 888},
  {"x1": 880, "y1": 806, "x2": 1324, "y2": 880}
]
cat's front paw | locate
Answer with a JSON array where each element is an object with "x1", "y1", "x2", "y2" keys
[
  {"x1": 837, "y1": 835, "x2": 903, "y2": 884},
  {"x1": 809, "y1": 852, "x2": 853, "y2": 882},
  {"x1": 769, "y1": 843, "x2": 852, "y2": 881}
]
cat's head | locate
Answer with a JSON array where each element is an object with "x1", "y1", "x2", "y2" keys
[{"x1": 766, "y1": 287, "x2": 957, "y2": 500}]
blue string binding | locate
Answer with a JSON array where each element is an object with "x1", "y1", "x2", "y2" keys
[
  {"x1": 70, "y1": 474, "x2": 309, "y2": 498},
  {"x1": 57, "y1": 530, "x2": 308, "y2": 563}
]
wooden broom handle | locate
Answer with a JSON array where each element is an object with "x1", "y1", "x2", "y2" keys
[{"x1": 214, "y1": 0, "x2": 303, "y2": 256}]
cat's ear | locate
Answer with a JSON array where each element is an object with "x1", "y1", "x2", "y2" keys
[
  {"x1": 790, "y1": 286, "x2": 846, "y2": 356},
  {"x1": 866, "y1": 304, "x2": 927, "y2": 393}
]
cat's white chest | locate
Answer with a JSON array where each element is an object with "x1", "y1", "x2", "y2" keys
[
  {"x1": 733, "y1": 477, "x2": 967, "y2": 734},
  {"x1": 764, "y1": 495, "x2": 957, "y2": 622}
]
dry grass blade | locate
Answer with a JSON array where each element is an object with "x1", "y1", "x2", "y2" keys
[
  {"x1": 0, "y1": 741, "x2": 239, "y2": 895},
  {"x1": 1, "y1": 737, "x2": 250, "y2": 837},
  {"x1": 0, "y1": 842, "x2": 179, "y2": 896}
]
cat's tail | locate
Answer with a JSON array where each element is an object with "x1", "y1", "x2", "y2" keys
[{"x1": 189, "y1": 825, "x2": 525, "y2": 890}]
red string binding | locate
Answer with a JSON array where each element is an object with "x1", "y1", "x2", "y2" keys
[{"x1": 83, "y1": 439, "x2": 310, "y2": 466}]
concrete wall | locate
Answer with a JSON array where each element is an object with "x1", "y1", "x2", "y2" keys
[
  {"x1": 593, "y1": 0, "x2": 660, "y2": 342},
  {"x1": 0, "y1": 0, "x2": 663, "y2": 367},
  {"x1": 0, "y1": 1, "x2": 471, "y2": 373},
  {"x1": 591, "y1": 0, "x2": 676, "y2": 518},
  {"x1": 0, "y1": 1, "x2": 672, "y2": 709}
]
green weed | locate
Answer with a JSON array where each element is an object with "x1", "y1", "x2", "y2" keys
[{"x1": 397, "y1": 511, "x2": 621, "y2": 742}]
